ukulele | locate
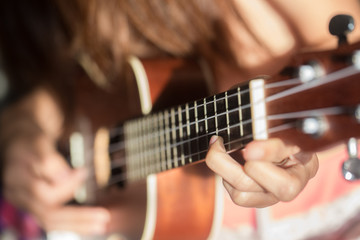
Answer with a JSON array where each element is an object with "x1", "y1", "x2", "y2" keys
[{"x1": 55, "y1": 15, "x2": 360, "y2": 240}]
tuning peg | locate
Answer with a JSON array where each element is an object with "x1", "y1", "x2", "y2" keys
[
  {"x1": 342, "y1": 138, "x2": 360, "y2": 181},
  {"x1": 329, "y1": 14, "x2": 355, "y2": 46}
]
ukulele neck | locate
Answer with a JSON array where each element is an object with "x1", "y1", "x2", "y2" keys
[{"x1": 117, "y1": 79, "x2": 265, "y2": 182}]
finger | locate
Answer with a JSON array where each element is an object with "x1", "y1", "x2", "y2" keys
[
  {"x1": 294, "y1": 151, "x2": 319, "y2": 179},
  {"x1": 205, "y1": 136, "x2": 263, "y2": 192},
  {"x1": 3, "y1": 136, "x2": 87, "y2": 208},
  {"x1": 28, "y1": 168, "x2": 87, "y2": 207},
  {"x1": 244, "y1": 154, "x2": 313, "y2": 201},
  {"x1": 5, "y1": 134, "x2": 73, "y2": 183},
  {"x1": 40, "y1": 206, "x2": 111, "y2": 235},
  {"x1": 30, "y1": 135, "x2": 73, "y2": 183},
  {"x1": 3, "y1": 154, "x2": 82, "y2": 209},
  {"x1": 223, "y1": 180, "x2": 279, "y2": 208},
  {"x1": 243, "y1": 138, "x2": 300, "y2": 164}
]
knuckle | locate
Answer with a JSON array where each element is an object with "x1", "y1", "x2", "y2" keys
[
  {"x1": 231, "y1": 174, "x2": 251, "y2": 191},
  {"x1": 276, "y1": 180, "x2": 302, "y2": 202},
  {"x1": 205, "y1": 151, "x2": 223, "y2": 169},
  {"x1": 308, "y1": 154, "x2": 319, "y2": 178},
  {"x1": 230, "y1": 191, "x2": 249, "y2": 207}
]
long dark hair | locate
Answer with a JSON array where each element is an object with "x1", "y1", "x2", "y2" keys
[{"x1": 0, "y1": 0, "x2": 253, "y2": 104}]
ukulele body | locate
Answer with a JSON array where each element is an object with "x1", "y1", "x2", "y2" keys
[{"x1": 69, "y1": 58, "x2": 223, "y2": 240}]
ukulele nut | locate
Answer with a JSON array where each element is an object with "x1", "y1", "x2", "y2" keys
[{"x1": 352, "y1": 50, "x2": 360, "y2": 69}]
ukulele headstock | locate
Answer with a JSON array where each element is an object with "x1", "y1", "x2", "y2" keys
[{"x1": 264, "y1": 19, "x2": 360, "y2": 152}]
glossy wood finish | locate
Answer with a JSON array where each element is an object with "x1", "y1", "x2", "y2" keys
[
  {"x1": 143, "y1": 58, "x2": 217, "y2": 239},
  {"x1": 70, "y1": 58, "x2": 217, "y2": 239},
  {"x1": 154, "y1": 164, "x2": 215, "y2": 240},
  {"x1": 265, "y1": 42, "x2": 360, "y2": 151}
]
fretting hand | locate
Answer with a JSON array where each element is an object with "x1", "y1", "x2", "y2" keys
[{"x1": 205, "y1": 136, "x2": 318, "y2": 207}]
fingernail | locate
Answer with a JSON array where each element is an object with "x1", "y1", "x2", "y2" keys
[
  {"x1": 209, "y1": 136, "x2": 226, "y2": 152},
  {"x1": 209, "y1": 135, "x2": 218, "y2": 145}
]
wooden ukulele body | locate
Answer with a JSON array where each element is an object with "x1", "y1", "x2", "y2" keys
[{"x1": 69, "y1": 58, "x2": 223, "y2": 240}]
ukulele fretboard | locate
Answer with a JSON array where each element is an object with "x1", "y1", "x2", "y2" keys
[{"x1": 120, "y1": 84, "x2": 253, "y2": 182}]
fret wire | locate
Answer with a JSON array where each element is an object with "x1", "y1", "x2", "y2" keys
[
  {"x1": 225, "y1": 91, "x2": 231, "y2": 150},
  {"x1": 148, "y1": 115, "x2": 156, "y2": 174},
  {"x1": 145, "y1": 117, "x2": 151, "y2": 176},
  {"x1": 154, "y1": 113, "x2": 161, "y2": 173},
  {"x1": 144, "y1": 117, "x2": 149, "y2": 176},
  {"x1": 159, "y1": 112, "x2": 166, "y2": 171},
  {"x1": 178, "y1": 106, "x2": 185, "y2": 165},
  {"x1": 134, "y1": 120, "x2": 140, "y2": 180},
  {"x1": 145, "y1": 117, "x2": 151, "y2": 177},
  {"x1": 195, "y1": 101, "x2": 199, "y2": 134},
  {"x1": 194, "y1": 101, "x2": 200, "y2": 161},
  {"x1": 204, "y1": 98, "x2": 208, "y2": 134},
  {"x1": 136, "y1": 119, "x2": 141, "y2": 179},
  {"x1": 164, "y1": 110, "x2": 172, "y2": 170},
  {"x1": 214, "y1": 95, "x2": 218, "y2": 135},
  {"x1": 186, "y1": 103, "x2": 192, "y2": 163},
  {"x1": 171, "y1": 108, "x2": 178, "y2": 168},
  {"x1": 149, "y1": 116, "x2": 154, "y2": 174},
  {"x1": 238, "y1": 87, "x2": 244, "y2": 137},
  {"x1": 134, "y1": 119, "x2": 141, "y2": 180},
  {"x1": 140, "y1": 118, "x2": 146, "y2": 178}
]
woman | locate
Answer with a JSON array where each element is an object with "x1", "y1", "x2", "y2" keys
[{"x1": 0, "y1": 0, "x2": 359, "y2": 239}]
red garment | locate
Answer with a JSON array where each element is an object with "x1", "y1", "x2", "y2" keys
[{"x1": 0, "y1": 196, "x2": 43, "y2": 240}]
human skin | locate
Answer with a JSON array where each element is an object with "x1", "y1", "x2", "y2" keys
[{"x1": 2, "y1": 0, "x2": 360, "y2": 235}]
